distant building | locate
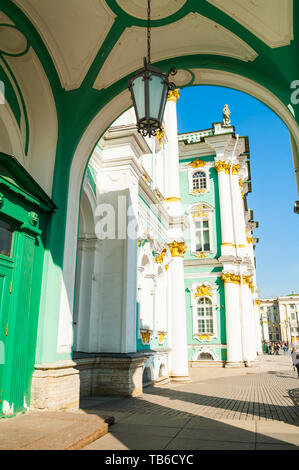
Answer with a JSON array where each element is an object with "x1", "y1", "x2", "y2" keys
[{"x1": 260, "y1": 294, "x2": 299, "y2": 345}]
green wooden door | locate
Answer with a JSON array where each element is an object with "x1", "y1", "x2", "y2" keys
[{"x1": 0, "y1": 220, "x2": 14, "y2": 416}]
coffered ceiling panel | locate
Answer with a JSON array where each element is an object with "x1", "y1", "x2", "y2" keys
[
  {"x1": 207, "y1": 0, "x2": 293, "y2": 48},
  {"x1": 94, "y1": 12, "x2": 257, "y2": 90},
  {"x1": 13, "y1": 0, "x2": 116, "y2": 90}
]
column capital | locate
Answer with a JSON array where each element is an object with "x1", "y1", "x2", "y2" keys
[
  {"x1": 214, "y1": 160, "x2": 230, "y2": 174},
  {"x1": 168, "y1": 241, "x2": 187, "y2": 258},
  {"x1": 221, "y1": 272, "x2": 241, "y2": 284},
  {"x1": 167, "y1": 88, "x2": 180, "y2": 103}
]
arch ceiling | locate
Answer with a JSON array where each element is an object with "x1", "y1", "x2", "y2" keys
[{"x1": 0, "y1": 0, "x2": 298, "y2": 197}]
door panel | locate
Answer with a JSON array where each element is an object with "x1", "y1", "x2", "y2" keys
[{"x1": 0, "y1": 266, "x2": 13, "y2": 416}]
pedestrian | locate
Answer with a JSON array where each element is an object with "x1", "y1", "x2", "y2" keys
[{"x1": 291, "y1": 348, "x2": 299, "y2": 377}]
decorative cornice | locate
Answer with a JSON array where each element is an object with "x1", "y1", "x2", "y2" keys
[
  {"x1": 168, "y1": 241, "x2": 187, "y2": 258},
  {"x1": 167, "y1": 88, "x2": 180, "y2": 103}
]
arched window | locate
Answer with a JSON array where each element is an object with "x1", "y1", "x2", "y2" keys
[
  {"x1": 192, "y1": 171, "x2": 206, "y2": 190},
  {"x1": 196, "y1": 297, "x2": 214, "y2": 334}
]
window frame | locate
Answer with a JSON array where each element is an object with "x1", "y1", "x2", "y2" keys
[{"x1": 189, "y1": 203, "x2": 214, "y2": 257}]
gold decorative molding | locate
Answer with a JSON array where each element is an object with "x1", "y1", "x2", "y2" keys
[
  {"x1": 194, "y1": 252, "x2": 207, "y2": 258},
  {"x1": 165, "y1": 264, "x2": 169, "y2": 271},
  {"x1": 165, "y1": 197, "x2": 181, "y2": 202},
  {"x1": 221, "y1": 273, "x2": 241, "y2": 285},
  {"x1": 192, "y1": 205, "x2": 208, "y2": 218},
  {"x1": 214, "y1": 161, "x2": 230, "y2": 174},
  {"x1": 168, "y1": 241, "x2": 187, "y2": 258},
  {"x1": 191, "y1": 189, "x2": 207, "y2": 196},
  {"x1": 155, "y1": 248, "x2": 167, "y2": 264},
  {"x1": 167, "y1": 88, "x2": 180, "y2": 102},
  {"x1": 239, "y1": 179, "x2": 243, "y2": 189},
  {"x1": 189, "y1": 158, "x2": 206, "y2": 168},
  {"x1": 195, "y1": 334, "x2": 212, "y2": 342},
  {"x1": 232, "y1": 164, "x2": 240, "y2": 175},
  {"x1": 247, "y1": 236, "x2": 253, "y2": 244},
  {"x1": 140, "y1": 331, "x2": 151, "y2": 345},
  {"x1": 255, "y1": 299, "x2": 260, "y2": 306},
  {"x1": 156, "y1": 128, "x2": 164, "y2": 145},
  {"x1": 242, "y1": 275, "x2": 254, "y2": 292},
  {"x1": 158, "y1": 332, "x2": 166, "y2": 344},
  {"x1": 194, "y1": 285, "x2": 212, "y2": 297}
]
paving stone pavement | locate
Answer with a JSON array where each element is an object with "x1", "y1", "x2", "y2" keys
[{"x1": 81, "y1": 354, "x2": 299, "y2": 450}]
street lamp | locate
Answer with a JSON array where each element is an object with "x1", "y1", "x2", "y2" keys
[{"x1": 128, "y1": 0, "x2": 176, "y2": 137}]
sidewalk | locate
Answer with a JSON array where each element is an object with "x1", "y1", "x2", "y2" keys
[
  {"x1": 0, "y1": 354, "x2": 298, "y2": 450},
  {"x1": 0, "y1": 410, "x2": 114, "y2": 450},
  {"x1": 82, "y1": 355, "x2": 299, "y2": 450}
]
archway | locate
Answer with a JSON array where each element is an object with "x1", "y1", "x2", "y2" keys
[{"x1": 56, "y1": 70, "x2": 299, "y2": 358}]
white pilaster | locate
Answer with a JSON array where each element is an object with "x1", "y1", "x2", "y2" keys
[
  {"x1": 163, "y1": 89, "x2": 190, "y2": 381},
  {"x1": 222, "y1": 273, "x2": 244, "y2": 366}
]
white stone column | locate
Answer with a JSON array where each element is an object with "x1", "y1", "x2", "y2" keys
[
  {"x1": 215, "y1": 163, "x2": 235, "y2": 255},
  {"x1": 163, "y1": 89, "x2": 190, "y2": 381},
  {"x1": 231, "y1": 167, "x2": 247, "y2": 250},
  {"x1": 254, "y1": 301, "x2": 263, "y2": 355},
  {"x1": 221, "y1": 273, "x2": 244, "y2": 366},
  {"x1": 241, "y1": 276, "x2": 258, "y2": 364},
  {"x1": 168, "y1": 242, "x2": 189, "y2": 380}
]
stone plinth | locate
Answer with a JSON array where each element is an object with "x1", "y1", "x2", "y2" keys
[
  {"x1": 74, "y1": 353, "x2": 146, "y2": 398},
  {"x1": 30, "y1": 360, "x2": 80, "y2": 411}
]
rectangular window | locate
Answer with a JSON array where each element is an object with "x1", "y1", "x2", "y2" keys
[
  {"x1": 194, "y1": 219, "x2": 210, "y2": 252},
  {"x1": 0, "y1": 220, "x2": 14, "y2": 258}
]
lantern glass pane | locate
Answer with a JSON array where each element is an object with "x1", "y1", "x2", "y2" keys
[
  {"x1": 148, "y1": 74, "x2": 165, "y2": 124},
  {"x1": 132, "y1": 75, "x2": 145, "y2": 121}
]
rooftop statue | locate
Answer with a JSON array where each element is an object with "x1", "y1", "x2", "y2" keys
[{"x1": 223, "y1": 104, "x2": 231, "y2": 126}]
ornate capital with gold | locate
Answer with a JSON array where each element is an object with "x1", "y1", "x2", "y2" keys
[
  {"x1": 221, "y1": 272, "x2": 241, "y2": 285},
  {"x1": 232, "y1": 164, "x2": 240, "y2": 175},
  {"x1": 156, "y1": 128, "x2": 164, "y2": 145},
  {"x1": 167, "y1": 88, "x2": 180, "y2": 103},
  {"x1": 154, "y1": 248, "x2": 167, "y2": 264},
  {"x1": 214, "y1": 161, "x2": 230, "y2": 174},
  {"x1": 168, "y1": 241, "x2": 187, "y2": 258}
]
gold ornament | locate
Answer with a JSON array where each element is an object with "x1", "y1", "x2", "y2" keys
[
  {"x1": 155, "y1": 248, "x2": 167, "y2": 264},
  {"x1": 189, "y1": 158, "x2": 206, "y2": 168},
  {"x1": 221, "y1": 273, "x2": 241, "y2": 285},
  {"x1": 156, "y1": 128, "x2": 164, "y2": 145},
  {"x1": 214, "y1": 161, "x2": 230, "y2": 174},
  {"x1": 167, "y1": 88, "x2": 180, "y2": 102},
  {"x1": 168, "y1": 241, "x2": 187, "y2": 258},
  {"x1": 194, "y1": 285, "x2": 212, "y2": 297}
]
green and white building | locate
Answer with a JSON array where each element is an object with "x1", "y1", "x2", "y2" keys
[{"x1": 0, "y1": 1, "x2": 298, "y2": 419}]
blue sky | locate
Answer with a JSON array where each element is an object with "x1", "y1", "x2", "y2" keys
[{"x1": 176, "y1": 85, "x2": 299, "y2": 299}]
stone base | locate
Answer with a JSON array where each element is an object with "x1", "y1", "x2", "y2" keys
[
  {"x1": 189, "y1": 360, "x2": 225, "y2": 368},
  {"x1": 244, "y1": 359, "x2": 260, "y2": 367},
  {"x1": 169, "y1": 374, "x2": 192, "y2": 383},
  {"x1": 30, "y1": 360, "x2": 80, "y2": 412},
  {"x1": 224, "y1": 361, "x2": 246, "y2": 368},
  {"x1": 74, "y1": 353, "x2": 146, "y2": 398}
]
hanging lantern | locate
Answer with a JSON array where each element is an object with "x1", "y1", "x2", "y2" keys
[{"x1": 128, "y1": 0, "x2": 176, "y2": 137}]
